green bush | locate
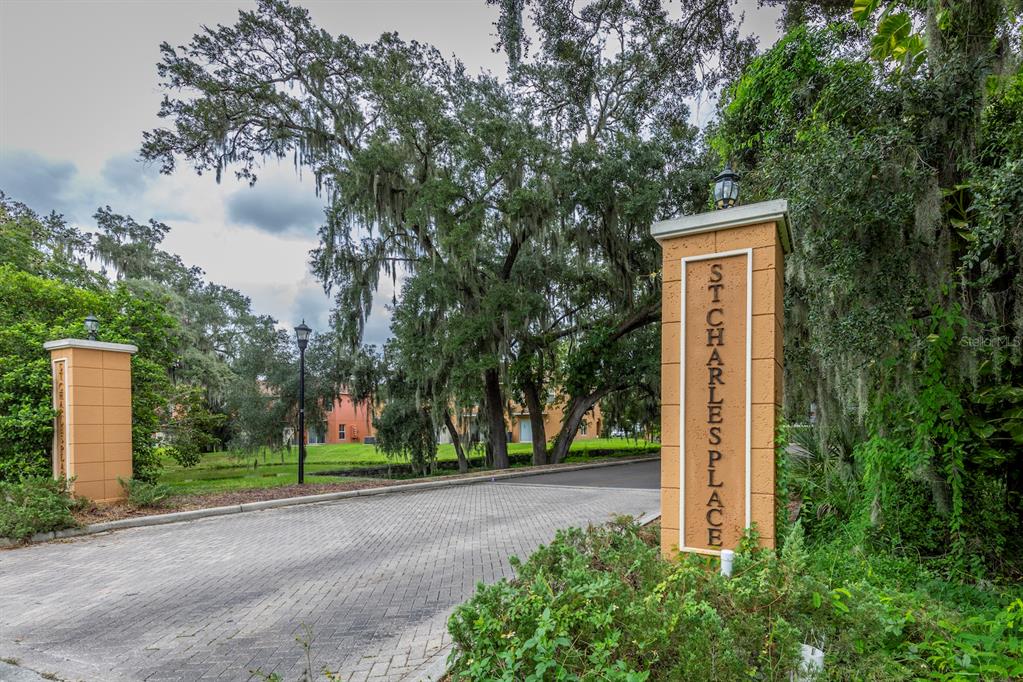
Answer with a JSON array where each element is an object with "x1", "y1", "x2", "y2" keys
[
  {"x1": 448, "y1": 520, "x2": 1022, "y2": 681},
  {"x1": 0, "y1": 262, "x2": 179, "y2": 484},
  {"x1": 0, "y1": 477, "x2": 79, "y2": 541},
  {"x1": 154, "y1": 443, "x2": 196, "y2": 470},
  {"x1": 904, "y1": 599, "x2": 1023, "y2": 681},
  {"x1": 159, "y1": 385, "x2": 226, "y2": 468},
  {"x1": 118, "y1": 477, "x2": 173, "y2": 508}
]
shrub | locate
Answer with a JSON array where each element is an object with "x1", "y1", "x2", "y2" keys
[
  {"x1": 0, "y1": 477, "x2": 79, "y2": 541},
  {"x1": 906, "y1": 599, "x2": 1023, "y2": 680},
  {"x1": 448, "y1": 518, "x2": 803, "y2": 680},
  {"x1": 159, "y1": 385, "x2": 226, "y2": 468},
  {"x1": 448, "y1": 520, "x2": 1022, "y2": 681},
  {"x1": 118, "y1": 477, "x2": 173, "y2": 508},
  {"x1": 0, "y1": 262, "x2": 180, "y2": 485},
  {"x1": 155, "y1": 444, "x2": 193, "y2": 468}
]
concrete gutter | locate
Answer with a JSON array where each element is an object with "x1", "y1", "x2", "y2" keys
[
  {"x1": 1, "y1": 456, "x2": 659, "y2": 548},
  {"x1": 401, "y1": 646, "x2": 452, "y2": 682},
  {"x1": 637, "y1": 510, "x2": 662, "y2": 526}
]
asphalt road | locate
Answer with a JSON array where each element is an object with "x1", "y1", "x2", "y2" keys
[
  {"x1": 497, "y1": 458, "x2": 660, "y2": 489},
  {"x1": 0, "y1": 460, "x2": 659, "y2": 682}
]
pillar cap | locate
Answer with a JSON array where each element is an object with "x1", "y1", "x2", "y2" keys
[
  {"x1": 43, "y1": 338, "x2": 138, "y2": 354},
  {"x1": 651, "y1": 199, "x2": 793, "y2": 253}
]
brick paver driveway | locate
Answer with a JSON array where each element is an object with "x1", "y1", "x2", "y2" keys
[{"x1": 0, "y1": 464, "x2": 659, "y2": 681}]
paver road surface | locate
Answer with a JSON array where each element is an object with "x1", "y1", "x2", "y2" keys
[
  {"x1": 0, "y1": 463, "x2": 659, "y2": 681},
  {"x1": 498, "y1": 458, "x2": 659, "y2": 489}
]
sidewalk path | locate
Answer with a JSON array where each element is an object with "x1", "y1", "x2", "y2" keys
[{"x1": 0, "y1": 464, "x2": 659, "y2": 681}]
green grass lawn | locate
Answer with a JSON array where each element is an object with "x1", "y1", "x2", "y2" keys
[{"x1": 159, "y1": 438, "x2": 657, "y2": 496}]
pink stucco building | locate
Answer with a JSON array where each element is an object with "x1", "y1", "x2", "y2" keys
[{"x1": 314, "y1": 393, "x2": 376, "y2": 444}]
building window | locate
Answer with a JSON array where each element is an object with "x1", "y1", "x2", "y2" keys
[
  {"x1": 338, "y1": 424, "x2": 346, "y2": 440},
  {"x1": 579, "y1": 421, "x2": 588, "y2": 435}
]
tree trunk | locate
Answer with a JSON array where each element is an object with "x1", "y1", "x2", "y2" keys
[
  {"x1": 522, "y1": 378, "x2": 547, "y2": 466},
  {"x1": 484, "y1": 368, "x2": 509, "y2": 469},
  {"x1": 550, "y1": 389, "x2": 608, "y2": 464},
  {"x1": 444, "y1": 409, "x2": 469, "y2": 473}
]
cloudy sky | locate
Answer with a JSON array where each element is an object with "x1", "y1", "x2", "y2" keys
[{"x1": 0, "y1": 0, "x2": 780, "y2": 344}]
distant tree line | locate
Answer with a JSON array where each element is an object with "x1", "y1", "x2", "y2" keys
[{"x1": 0, "y1": 195, "x2": 337, "y2": 482}]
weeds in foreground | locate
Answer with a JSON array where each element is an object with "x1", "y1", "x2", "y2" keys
[
  {"x1": 447, "y1": 519, "x2": 1023, "y2": 681},
  {"x1": 248, "y1": 624, "x2": 345, "y2": 682},
  {"x1": 118, "y1": 477, "x2": 173, "y2": 508},
  {"x1": 0, "y1": 477, "x2": 79, "y2": 540}
]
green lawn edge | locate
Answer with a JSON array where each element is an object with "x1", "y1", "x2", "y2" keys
[{"x1": 159, "y1": 438, "x2": 658, "y2": 496}]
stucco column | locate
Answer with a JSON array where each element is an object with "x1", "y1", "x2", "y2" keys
[
  {"x1": 43, "y1": 338, "x2": 138, "y2": 502},
  {"x1": 651, "y1": 199, "x2": 792, "y2": 556}
]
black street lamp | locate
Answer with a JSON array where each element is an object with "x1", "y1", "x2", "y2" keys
[
  {"x1": 84, "y1": 314, "x2": 100, "y2": 340},
  {"x1": 713, "y1": 163, "x2": 740, "y2": 209},
  {"x1": 294, "y1": 320, "x2": 312, "y2": 484}
]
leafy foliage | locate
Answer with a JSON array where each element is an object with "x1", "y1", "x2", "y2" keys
[
  {"x1": 89, "y1": 205, "x2": 307, "y2": 458},
  {"x1": 159, "y1": 386, "x2": 227, "y2": 468},
  {"x1": 0, "y1": 477, "x2": 79, "y2": 541},
  {"x1": 714, "y1": 3, "x2": 1023, "y2": 578},
  {"x1": 0, "y1": 246, "x2": 178, "y2": 482},
  {"x1": 0, "y1": 194, "x2": 102, "y2": 287},
  {"x1": 141, "y1": 0, "x2": 749, "y2": 468},
  {"x1": 118, "y1": 477, "x2": 173, "y2": 508},
  {"x1": 373, "y1": 370, "x2": 439, "y2": 477},
  {"x1": 906, "y1": 599, "x2": 1023, "y2": 680},
  {"x1": 449, "y1": 520, "x2": 1023, "y2": 680},
  {"x1": 0, "y1": 188, "x2": 319, "y2": 484}
]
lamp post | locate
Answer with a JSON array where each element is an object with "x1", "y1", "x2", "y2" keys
[
  {"x1": 294, "y1": 320, "x2": 311, "y2": 484},
  {"x1": 84, "y1": 314, "x2": 100, "y2": 340},
  {"x1": 713, "y1": 163, "x2": 740, "y2": 209}
]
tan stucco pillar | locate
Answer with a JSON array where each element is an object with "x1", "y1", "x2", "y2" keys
[
  {"x1": 651, "y1": 200, "x2": 792, "y2": 557},
  {"x1": 43, "y1": 339, "x2": 137, "y2": 502}
]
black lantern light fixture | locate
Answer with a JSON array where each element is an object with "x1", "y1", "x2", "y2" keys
[
  {"x1": 84, "y1": 314, "x2": 100, "y2": 340},
  {"x1": 713, "y1": 163, "x2": 740, "y2": 210},
  {"x1": 295, "y1": 320, "x2": 311, "y2": 350},
  {"x1": 294, "y1": 320, "x2": 312, "y2": 484}
]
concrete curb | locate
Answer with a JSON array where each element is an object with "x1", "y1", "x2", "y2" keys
[
  {"x1": 400, "y1": 644, "x2": 452, "y2": 682},
  {"x1": 637, "y1": 510, "x2": 662, "y2": 526},
  {"x1": 0, "y1": 456, "x2": 660, "y2": 548}
]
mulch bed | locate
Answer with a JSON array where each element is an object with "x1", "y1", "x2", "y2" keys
[{"x1": 73, "y1": 479, "x2": 392, "y2": 525}]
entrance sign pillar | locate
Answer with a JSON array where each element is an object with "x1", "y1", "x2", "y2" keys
[
  {"x1": 651, "y1": 199, "x2": 792, "y2": 556},
  {"x1": 43, "y1": 338, "x2": 137, "y2": 502}
]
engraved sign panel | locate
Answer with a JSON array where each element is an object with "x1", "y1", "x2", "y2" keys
[
  {"x1": 53, "y1": 359, "x2": 68, "y2": 480},
  {"x1": 681, "y1": 251, "x2": 750, "y2": 552}
]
